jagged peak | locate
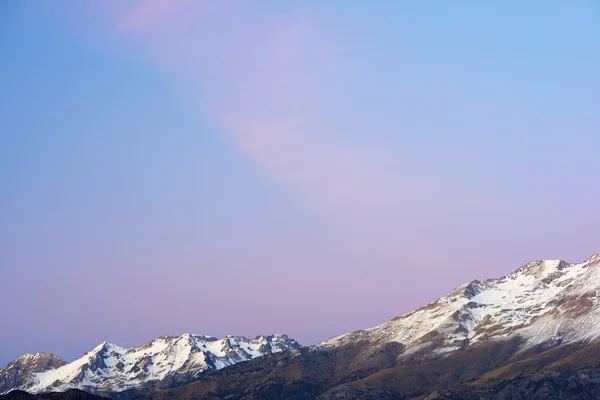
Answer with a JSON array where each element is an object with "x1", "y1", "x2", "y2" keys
[
  {"x1": 513, "y1": 258, "x2": 565, "y2": 276},
  {"x1": 13, "y1": 352, "x2": 57, "y2": 361},
  {"x1": 178, "y1": 333, "x2": 195, "y2": 341},
  {"x1": 253, "y1": 333, "x2": 300, "y2": 348},
  {"x1": 7, "y1": 331, "x2": 301, "y2": 395},
  {"x1": 5, "y1": 353, "x2": 65, "y2": 368},
  {"x1": 463, "y1": 280, "x2": 484, "y2": 299},
  {"x1": 198, "y1": 334, "x2": 219, "y2": 341},
  {"x1": 586, "y1": 252, "x2": 600, "y2": 264},
  {"x1": 93, "y1": 341, "x2": 110, "y2": 350},
  {"x1": 325, "y1": 251, "x2": 600, "y2": 354},
  {"x1": 265, "y1": 333, "x2": 291, "y2": 339},
  {"x1": 511, "y1": 252, "x2": 600, "y2": 276},
  {"x1": 88, "y1": 341, "x2": 121, "y2": 357},
  {"x1": 442, "y1": 280, "x2": 484, "y2": 302},
  {"x1": 157, "y1": 333, "x2": 219, "y2": 342}
]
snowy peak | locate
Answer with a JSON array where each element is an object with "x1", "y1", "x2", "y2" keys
[
  {"x1": 4, "y1": 333, "x2": 300, "y2": 396},
  {"x1": 510, "y1": 258, "x2": 569, "y2": 279},
  {"x1": 1, "y1": 353, "x2": 66, "y2": 373},
  {"x1": 586, "y1": 252, "x2": 600, "y2": 265},
  {"x1": 0, "y1": 353, "x2": 66, "y2": 394},
  {"x1": 323, "y1": 252, "x2": 600, "y2": 362}
]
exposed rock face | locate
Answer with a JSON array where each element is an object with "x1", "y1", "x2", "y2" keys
[
  {"x1": 424, "y1": 344, "x2": 600, "y2": 400},
  {"x1": 0, "y1": 354, "x2": 66, "y2": 394}
]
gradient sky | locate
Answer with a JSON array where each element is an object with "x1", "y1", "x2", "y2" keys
[{"x1": 1, "y1": 1, "x2": 599, "y2": 366}]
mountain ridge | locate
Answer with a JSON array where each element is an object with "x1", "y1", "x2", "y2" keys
[
  {"x1": 321, "y1": 253, "x2": 600, "y2": 356},
  {"x1": 147, "y1": 252, "x2": 600, "y2": 399},
  {"x1": 5, "y1": 252, "x2": 600, "y2": 399},
  {"x1": 1, "y1": 333, "x2": 300, "y2": 396},
  {"x1": 0, "y1": 354, "x2": 67, "y2": 396}
]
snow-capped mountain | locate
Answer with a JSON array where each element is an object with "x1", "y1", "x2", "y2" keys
[
  {"x1": 2, "y1": 333, "x2": 299, "y2": 396},
  {"x1": 153, "y1": 253, "x2": 600, "y2": 400},
  {"x1": 0, "y1": 353, "x2": 67, "y2": 394},
  {"x1": 322, "y1": 253, "x2": 600, "y2": 360},
  {"x1": 6, "y1": 253, "x2": 600, "y2": 400}
]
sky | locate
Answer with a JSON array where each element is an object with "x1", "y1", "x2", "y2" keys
[{"x1": 1, "y1": 0, "x2": 599, "y2": 366}]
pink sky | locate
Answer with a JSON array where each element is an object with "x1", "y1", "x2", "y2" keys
[{"x1": 1, "y1": 1, "x2": 598, "y2": 365}]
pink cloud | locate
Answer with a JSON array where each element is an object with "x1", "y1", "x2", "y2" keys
[
  {"x1": 119, "y1": 0, "x2": 182, "y2": 32},
  {"x1": 79, "y1": 1, "x2": 503, "y2": 270},
  {"x1": 103, "y1": 3, "x2": 371, "y2": 212}
]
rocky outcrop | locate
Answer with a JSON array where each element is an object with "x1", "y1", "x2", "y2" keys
[{"x1": 0, "y1": 354, "x2": 66, "y2": 394}]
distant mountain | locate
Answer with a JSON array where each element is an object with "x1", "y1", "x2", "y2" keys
[
  {"x1": 0, "y1": 354, "x2": 67, "y2": 395},
  {"x1": 320, "y1": 253, "x2": 600, "y2": 363},
  {"x1": 146, "y1": 252, "x2": 600, "y2": 399},
  {"x1": 1, "y1": 334, "x2": 299, "y2": 397},
  {"x1": 7, "y1": 253, "x2": 600, "y2": 399}
]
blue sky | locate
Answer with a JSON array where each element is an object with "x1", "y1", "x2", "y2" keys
[{"x1": 1, "y1": 1, "x2": 599, "y2": 365}]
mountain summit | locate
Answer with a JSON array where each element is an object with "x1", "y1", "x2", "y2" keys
[
  {"x1": 321, "y1": 254, "x2": 600, "y2": 362},
  {"x1": 5, "y1": 253, "x2": 600, "y2": 399},
  {"x1": 0, "y1": 353, "x2": 67, "y2": 395},
  {"x1": 0, "y1": 334, "x2": 299, "y2": 396},
  {"x1": 144, "y1": 252, "x2": 600, "y2": 399}
]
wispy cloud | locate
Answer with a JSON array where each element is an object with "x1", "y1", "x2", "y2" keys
[
  {"x1": 102, "y1": 2, "x2": 383, "y2": 215},
  {"x1": 83, "y1": 1, "x2": 502, "y2": 271},
  {"x1": 117, "y1": 0, "x2": 188, "y2": 32}
]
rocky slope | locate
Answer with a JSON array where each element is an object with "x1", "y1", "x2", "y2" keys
[
  {"x1": 7, "y1": 253, "x2": 600, "y2": 399},
  {"x1": 318, "y1": 341, "x2": 600, "y2": 399},
  {"x1": 395, "y1": 341, "x2": 600, "y2": 399},
  {"x1": 2, "y1": 334, "x2": 299, "y2": 396},
  {"x1": 0, "y1": 354, "x2": 67, "y2": 394},
  {"x1": 150, "y1": 252, "x2": 600, "y2": 399},
  {"x1": 320, "y1": 253, "x2": 600, "y2": 361}
]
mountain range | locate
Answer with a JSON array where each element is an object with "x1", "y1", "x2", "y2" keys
[
  {"x1": 0, "y1": 335, "x2": 299, "y2": 397},
  {"x1": 4, "y1": 252, "x2": 600, "y2": 399}
]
